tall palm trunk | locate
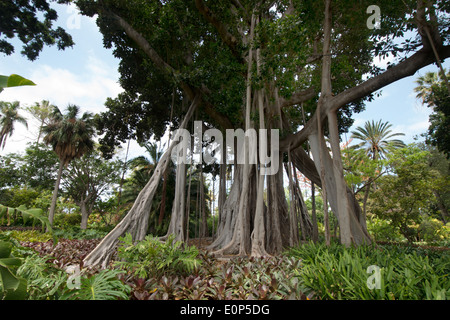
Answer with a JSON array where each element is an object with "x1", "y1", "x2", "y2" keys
[{"x1": 48, "y1": 159, "x2": 64, "y2": 229}]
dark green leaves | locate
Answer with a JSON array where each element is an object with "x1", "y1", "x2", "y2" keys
[{"x1": 0, "y1": 0, "x2": 74, "y2": 60}]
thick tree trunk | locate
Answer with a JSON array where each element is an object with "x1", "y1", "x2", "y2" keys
[
  {"x1": 207, "y1": 164, "x2": 242, "y2": 251},
  {"x1": 163, "y1": 159, "x2": 187, "y2": 242},
  {"x1": 83, "y1": 96, "x2": 200, "y2": 268},
  {"x1": 327, "y1": 110, "x2": 352, "y2": 246},
  {"x1": 309, "y1": 131, "x2": 372, "y2": 246},
  {"x1": 266, "y1": 162, "x2": 290, "y2": 252}
]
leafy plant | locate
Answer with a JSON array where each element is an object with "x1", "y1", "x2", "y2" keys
[
  {"x1": 0, "y1": 74, "x2": 35, "y2": 94},
  {"x1": 61, "y1": 269, "x2": 131, "y2": 300},
  {"x1": 287, "y1": 242, "x2": 450, "y2": 300},
  {"x1": 0, "y1": 204, "x2": 52, "y2": 233},
  {"x1": 0, "y1": 240, "x2": 27, "y2": 299},
  {"x1": 16, "y1": 252, "x2": 68, "y2": 300},
  {"x1": 115, "y1": 234, "x2": 202, "y2": 279}
]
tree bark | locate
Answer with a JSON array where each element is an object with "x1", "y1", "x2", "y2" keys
[
  {"x1": 80, "y1": 199, "x2": 88, "y2": 230},
  {"x1": 83, "y1": 96, "x2": 200, "y2": 268},
  {"x1": 163, "y1": 158, "x2": 187, "y2": 242},
  {"x1": 48, "y1": 159, "x2": 64, "y2": 229},
  {"x1": 327, "y1": 110, "x2": 352, "y2": 246},
  {"x1": 207, "y1": 164, "x2": 242, "y2": 251}
]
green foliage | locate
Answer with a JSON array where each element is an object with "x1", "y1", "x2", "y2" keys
[
  {"x1": 418, "y1": 218, "x2": 450, "y2": 243},
  {"x1": 53, "y1": 212, "x2": 82, "y2": 228},
  {"x1": 367, "y1": 216, "x2": 405, "y2": 242},
  {"x1": 0, "y1": 144, "x2": 59, "y2": 191},
  {"x1": 115, "y1": 234, "x2": 202, "y2": 279},
  {"x1": 287, "y1": 242, "x2": 450, "y2": 300},
  {"x1": 0, "y1": 0, "x2": 74, "y2": 61},
  {"x1": 3, "y1": 230, "x2": 53, "y2": 243},
  {"x1": 0, "y1": 74, "x2": 36, "y2": 93},
  {"x1": 369, "y1": 145, "x2": 439, "y2": 241},
  {"x1": 0, "y1": 239, "x2": 27, "y2": 300},
  {"x1": 0, "y1": 187, "x2": 40, "y2": 212},
  {"x1": 52, "y1": 227, "x2": 108, "y2": 240},
  {"x1": 16, "y1": 253, "x2": 68, "y2": 300},
  {"x1": 0, "y1": 204, "x2": 52, "y2": 232},
  {"x1": 61, "y1": 269, "x2": 131, "y2": 300},
  {"x1": 414, "y1": 71, "x2": 450, "y2": 158}
]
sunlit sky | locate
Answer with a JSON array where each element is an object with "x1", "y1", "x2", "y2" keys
[{"x1": 1, "y1": 3, "x2": 448, "y2": 160}]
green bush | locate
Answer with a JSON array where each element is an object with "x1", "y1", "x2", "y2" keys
[
  {"x1": 367, "y1": 216, "x2": 405, "y2": 242},
  {"x1": 54, "y1": 212, "x2": 81, "y2": 228},
  {"x1": 286, "y1": 242, "x2": 450, "y2": 300},
  {"x1": 418, "y1": 218, "x2": 450, "y2": 243},
  {"x1": 115, "y1": 234, "x2": 202, "y2": 279}
]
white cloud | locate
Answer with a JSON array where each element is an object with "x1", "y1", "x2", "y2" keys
[{"x1": 0, "y1": 54, "x2": 123, "y2": 155}]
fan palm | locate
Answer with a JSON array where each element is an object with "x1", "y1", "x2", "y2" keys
[
  {"x1": 351, "y1": 119, "x2": 405, "y2": 161},
  {"x1": 0, "y1": 101, "x2": 28, "y2": 150},
  {"x1": 42, "y1": 104, "x2": 95, "y2": 226}
]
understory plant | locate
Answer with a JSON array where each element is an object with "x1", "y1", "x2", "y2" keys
[
  {"x1": 287, "y1": 242, "x2": 450, "y2": 300},
  {"x1": 115, "y1": 233, "x2": 202, "y2": 279},
  {"x1": 123, "y1": 254, "x2": 309, "y2": 300}
]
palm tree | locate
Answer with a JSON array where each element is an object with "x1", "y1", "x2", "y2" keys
[
  {"x1": 42, "y1": 104, "x2": 95, "y2": 227},
  {"x1": 25, "y1": 100, "x2": 55, "y2": 145},
  {"x1": 0, "y1": 101, "x2": 28, "y2": 150},
  {"x1": 351, "y1": 119, "x2": 405, "y2": 161},
  {"x1": 351, "y1": 119, "x2": 405, "y2": 217},
  {"x1": 414, "y1": 70, "x2": 450, "y2": 107}
]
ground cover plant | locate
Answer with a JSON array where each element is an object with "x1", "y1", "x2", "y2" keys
[
  {"x1": 1, "y1": 228, "x2": 448, "y2": 300},
  {"x1": 287, "y1": 242, "x2": 450, "y2": 300}
]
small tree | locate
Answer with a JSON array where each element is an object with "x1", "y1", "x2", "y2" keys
[
  {"x1": 369, "y1": 145, "x2": 438, "y2": 242},
  {"x1": 62, "y1": 149, "x2": 121, "y2": 229}
]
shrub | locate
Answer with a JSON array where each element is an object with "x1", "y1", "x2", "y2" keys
[
  {"x1": 367, "y1": 216, "x2": 405, "y2": 242},
  {"x1": 52, "y1": 227, "x2": 108, "y2": 240},
  {"x1": 54, "y1": 212, "x2": 81, "y2": 228},
  {"x1": 115, "y1": 234, "x2": 202, "y2": 279},
  {"x1": 60, "y1": 269, "x2": 131, "y2": 300},
  {"x1": 418, "y1": 218, "x2": 450, "y2": 243},
  {"x1": 16, "y1": 252, "x2": 68, "y2": 300}
]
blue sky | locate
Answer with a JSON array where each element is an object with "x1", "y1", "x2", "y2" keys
[{"x1": 1, "y1": 3, "x2": 448, "y2": 159}]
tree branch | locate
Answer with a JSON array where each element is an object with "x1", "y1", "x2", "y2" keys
[
  {"x1": 279, "y1": 87, "x2": 317, "y2": 108},
  {"x1": 280, "y1": 45, "x2": 450, "y2": 152},
  {"x1": 195, "y1": 0, "x2": 243, "y2": 63},
  {"x1": 107, "y1": 10, "x2": 234, "y2": 130}
]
